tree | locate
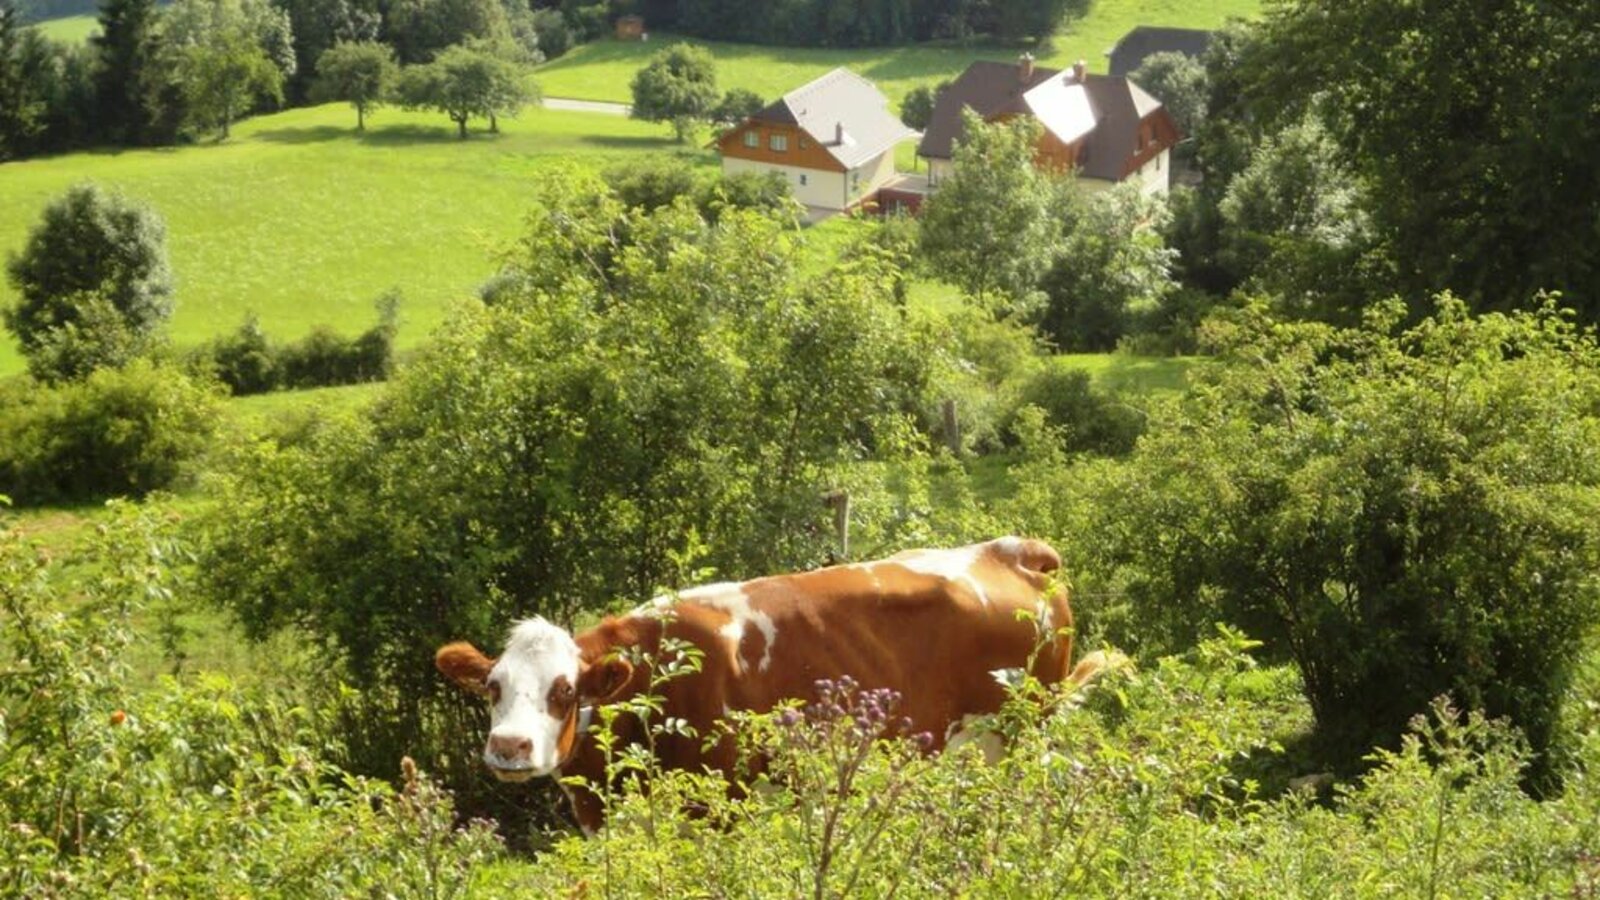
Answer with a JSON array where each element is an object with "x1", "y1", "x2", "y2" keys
[
  {"x1": 384, "y1": 0, "x2": 508, "y2": 64},
  {"x1": 0, "y1": 2, "x2": 44, "y2": 159},
  {"x1": 1218, "y1": 115, "x2": 1381, "y2": 321},
  {"x1": 1038, "y1": 183, "x2": 1178, "y2": 351},
  {"x1": 274, "y1": 0, "x2": 381, "y2": 102},
  {"x1": 897, "y1": 79, "x2": 947, "y2": 131},
  {"x1": 1071, "y1": 299, "x2": 1600, "y2": 784},
  {"x1": 176, "y1": 25, "x2": 284, "y2": 138},
  {"x1": 1245, "y1": 0, "x2": 1600, "y2": 321},
  {"x1": 92, "y1": 0, "x2": 165, "y2": 144},
  {"x1": 1129, "y1": 51, "x2": 1206, "y2": 150},
  {"x1": 711, "y1": 86, "x2": 762, "y2": 127},
  {"x1": 629, "y1": 43, "x2": 718, "y2": 142},
  {"x1": 398, "y1": 42, "x2": 529, "y2": 138},
  {"x1": 312, "y1": 39, "x2": 396, "y2": 130},
  {"x1": 3, "y1": 184, "x2": 173, "y2": 382},
  {"x1": 919, "y1": 112, "x2": 1061, "y2": 316},
  {"x1": 163, "y1": 0, "x2": 299, "y2": 82}
]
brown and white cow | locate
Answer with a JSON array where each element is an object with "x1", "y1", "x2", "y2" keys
[{"x1": 435, "y1": 536, "x2": 1100, "y2": 834}]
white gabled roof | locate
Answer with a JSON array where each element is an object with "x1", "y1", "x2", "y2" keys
[
  {"x1": 1022, "y1": 73, "x2": 1098, "y2": 146},
  {"x1": 758, "y1": 68, "x2": 917, "y2": 169}
]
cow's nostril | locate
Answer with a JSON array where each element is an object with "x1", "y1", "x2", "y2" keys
[{"x1": 489, "y1": 734, "x2": 533, "y2": 762}]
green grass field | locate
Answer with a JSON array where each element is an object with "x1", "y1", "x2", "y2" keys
[
  {"x1": 31, "y1": 13, "x2": 98, "y2": 44},
  {"x1": 536, "y1": 0, "x2": 1260, "y2": 104},
  {"x1": 0, "y1": 103, "x2": 709, "y2": 376}
]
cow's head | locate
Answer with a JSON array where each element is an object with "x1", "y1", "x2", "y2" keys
[{"x1": 435, "y1": 618, "x2": 633, "y2": 781}]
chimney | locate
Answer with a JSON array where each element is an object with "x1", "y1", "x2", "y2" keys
[
  {"x1": 835, "y1": 121, "x2": 844, "y2": 144},
  {"x1": 1018, "y1": 53, "x2": 1035, "y2": 83},
  {"x1": 1072, "y1": 59, "x2": 1088, "y2": 83}
]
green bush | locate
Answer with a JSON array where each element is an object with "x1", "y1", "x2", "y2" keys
[
  {"x1": 1063, "y1": 298, "x2": 1600, "y2": 783},
  {"x1": 0, "y1": 505, "x2": 502, "y2": 898},
  {"x1": 204, "y1": 314, "x2": 277, "y2": 394},
  {"x1": 498, "y1": 629, "x2": 1599, "y2": 895},
  {"x1": 197, "y1": 294, "x2": 398, "y2": 396},
  {"x1": 3, "y1": 183, "x2": 173, "y2": 384},
  {"x1": 1009, "y1": 361, "x2": 1144, "y2": 457},
  {"x1": 0, "y1": 360, "x2": 220, "y2": 505}
]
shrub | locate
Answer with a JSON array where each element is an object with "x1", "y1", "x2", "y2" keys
[
  {"x1": 497, "y1": 631, "x2": 1597, "y2": 896},
  {"x1": 0, "y1": 504, "x2": 503, "y2": 897},
  {"x1": 205, "y1": 314, "x2": 278, "y2": 394},
  {"x1": 528, "y1": 8, "x2": 573, "y2": 59},
  {"x1": 200, "y1": 294, "x2": 398, "y2": 395},
  {"x1": 1067, "y1": 298, "x2": 1600, "y2": 783},
  {"x1": 0, "y1": 360, "x2": 220, "y2": 505},
  {"x1": 1009, "y1": 361, "x2": 1144, "y2": 457},
  {"x1": 3, "y1": 183, "x2": 173, "y2": 383}
]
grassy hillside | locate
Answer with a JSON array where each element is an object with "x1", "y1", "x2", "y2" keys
[
  {"x1": 31, "y1": 13, "x2": 97, "y2": 43},
  {"x1": 537, "y1": 0, "x2": 1261, "y2": 104},
  {"x1": 0, "y1": 103, "x2": 708, "y2": 376}
]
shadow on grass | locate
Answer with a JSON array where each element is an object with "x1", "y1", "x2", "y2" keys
[
  {"x1": 250, "y1": 124, "x2": 471, "y2": 146},
  {"x1": 1096, "y1": 354, "x2": 1196, "y2": 394},
  {"x1": 580, "y1": 133, "x2": 680, "y2": 150}
]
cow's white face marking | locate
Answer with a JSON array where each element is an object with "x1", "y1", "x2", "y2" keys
[
  {"x1": 483, "y1": 618, "x2": 582, "y2": 779},
  {"x1": 677, "y1": 583, "x2": 779, "y2": 673},
  {"x1": 892, "y1": 546, "x2": 991, "y2": 605}
]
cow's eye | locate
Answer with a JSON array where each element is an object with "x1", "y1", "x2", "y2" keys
[
  {"x1": 555, "y1": 680, "x2": 574, "y2": 704},
  {"x1": 486, "y1": 679, "x2": 502, "y2": 703}
]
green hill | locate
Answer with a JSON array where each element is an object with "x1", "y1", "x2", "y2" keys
[{"x1": 0, "y1": 103, "x2": 703, "y2": 376}]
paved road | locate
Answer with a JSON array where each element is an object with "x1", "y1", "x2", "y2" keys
[{"x1": 544, "y1": 97, "x2": 631, "y2": 116}]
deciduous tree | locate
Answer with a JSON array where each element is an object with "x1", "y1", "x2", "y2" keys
[
  {"x1": 397, "y1": 42, "x2": 530, "y2": 138},
  {"x1": 919, "y1": 113, "x2": 1061, "y2": 316},
  {"x1": 3, "y1": 184, "x2": 173, "y2": 382},
  {"x1": 312, "y1": 39, "x2": 396, "y2": 130},
  {"x1": 629, "y1": 43, "x2": 718, "y2": 142}
]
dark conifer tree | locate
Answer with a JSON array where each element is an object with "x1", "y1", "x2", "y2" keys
[{"x1": 92, "y1": 0, "x2": 162, "y2": 144}]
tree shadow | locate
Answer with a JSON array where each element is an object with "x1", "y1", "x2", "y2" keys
[
  {"x1": 250, "y1": 124, "x2": 467, "y2": 147},
  {"x1": 580, "y1": 134, "x2": 679, "y2": 150}
]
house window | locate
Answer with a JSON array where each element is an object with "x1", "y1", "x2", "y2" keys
[
  {"x1": 799, "y1": 173, "x2": 808, "y2": 186},
  {"x1": 770, "y1": 134, "x2": 788, "y2": 152},
  {"x1": 743, "y1": 130, "x2": 758, "y2": 148}
]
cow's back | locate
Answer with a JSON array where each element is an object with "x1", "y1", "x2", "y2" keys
[{"x1": 672, "y1": 537, "x2": 1073, "y2": 748}]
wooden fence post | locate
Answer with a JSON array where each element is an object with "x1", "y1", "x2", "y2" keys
[
  {"x1": 942, "y1": 398, "x2": 961, "y2": 456},
  {"x1": 823, "y1": 490, "x2": 850, "y2": 560}
]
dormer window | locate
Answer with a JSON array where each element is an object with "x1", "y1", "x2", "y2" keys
[
  {"x1": 743, "y1": 130, "x2": 759, "y2": 148},
  {"x1": 770, "y1": 134, "x2": 789, "y2": 152}
]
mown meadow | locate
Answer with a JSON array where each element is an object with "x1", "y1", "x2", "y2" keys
[{"x1": 0, "y1": 104, "x2": 701, "y2": 376}]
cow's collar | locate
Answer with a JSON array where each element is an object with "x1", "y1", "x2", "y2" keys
[{"x1": 577, "y1": 705, "x2": 595, "y2": 733}]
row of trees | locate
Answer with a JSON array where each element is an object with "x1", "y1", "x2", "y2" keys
[
  {"x1": 0, "y1": 0, "x2": 299, "y2": 152},
  {"x1": 647, "y1": 0, "x2": 1084, "y2": 46},
  {"x1": 315, "y1": 38, "x2": 538, "y2": 136},
  {"x1": 0, "y1": 0, "x2": 565, "y2": 157}
]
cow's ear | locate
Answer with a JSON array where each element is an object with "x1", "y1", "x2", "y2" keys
[
  {"x1": 578, "y1": 657, "x2": 634, "y2": 704},
  {"x1": 436, "y1": 641, "x2": 496, "y2": 696}
]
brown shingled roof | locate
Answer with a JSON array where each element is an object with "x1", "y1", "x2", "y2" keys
[
  {"x1": 917, "y1": 60, "x2": 1061, "y2": 162},
  {"x1": 918, "y1": 59, "x2": 1177, "y2": 183}
]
